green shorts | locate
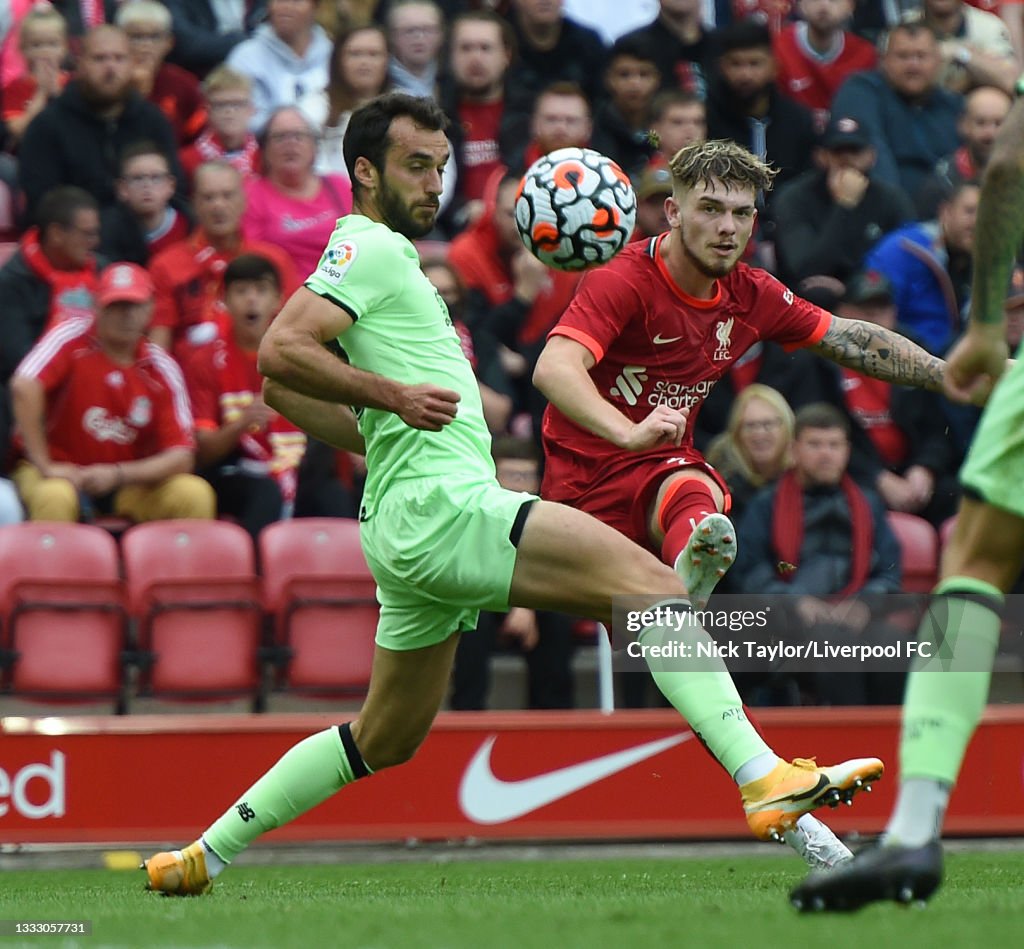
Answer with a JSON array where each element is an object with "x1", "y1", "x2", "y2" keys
[
  {"x1": 959, "y1": 349, "x2": 1024, "y2": 518},
  {"x1": 359, "y1": 477, "x2": 538, "y2": 651}
]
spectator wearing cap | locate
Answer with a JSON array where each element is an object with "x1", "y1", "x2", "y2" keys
[
  {"x1": 863, "y1": 179, "x2": 980, "y2": 355},
  {"x1": 773, "y1": 0, "x2": 877, "y2": 131},
  {"x1": 634, "y1": 164, "x2": 673, "y2": 238},
  {"x1": 831, "y1": 21, "x2": 963, "y2": 197},
  {"x1": 9, "y1": 262, "x2": 215, "y2": 524},
  {"x1": 772, "y1": 113, "x2": 915, "y2": 286},
  {"x1": 816, "y1": 271, "x2": 961, "y2": 525}
]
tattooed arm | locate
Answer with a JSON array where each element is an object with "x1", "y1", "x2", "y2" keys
[{"x1": 809, "y1": 315, "x2": 946, "y2": 393}]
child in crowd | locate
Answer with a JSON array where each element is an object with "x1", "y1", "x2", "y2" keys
[
  {"x1": 2, "y1": 5, "x2": 69, "y2": 149},
  {"x1": 179, "y1": 66, "x2": 261, "y2": 191},
  {"x1": 101, "y1": 142, "x2": 191, "y2": 265}
]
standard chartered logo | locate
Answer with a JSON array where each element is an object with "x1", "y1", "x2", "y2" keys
[{"x1": 609, "y1": 365, "x2": 648, "y2": 405}]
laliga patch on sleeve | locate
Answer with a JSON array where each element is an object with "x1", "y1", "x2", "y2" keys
[{"x1": 317, "y1": 240, "x2": 358, "y2": 283}]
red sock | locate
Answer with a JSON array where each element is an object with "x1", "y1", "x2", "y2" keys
[{"x1": 658, "y1": 478, "x2": 720, "y2": 567}]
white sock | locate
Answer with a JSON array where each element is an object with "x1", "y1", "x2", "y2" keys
[
  {"x1": 200, "y1": 836, "x2": 227, "y2": 878},
  {"x1": 732, "y1": 750, "x2": 780, "y2": 786},
  {"x1": 882, "y1": 778, "x2": 951, "y2": 848}
]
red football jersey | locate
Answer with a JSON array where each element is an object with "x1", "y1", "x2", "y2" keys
[
  {"x1": 16, "y1": 317, "x2": 195, "y2": 465},
  {"x1": 185, "y1": 335, "x2": 306, "y2": 481},
  {"x1": 541, "y1": 235, "x2": 831, "y2": 505},
  {"x1": 773, "y1": 25, "x2": 877, "y2": 121}
]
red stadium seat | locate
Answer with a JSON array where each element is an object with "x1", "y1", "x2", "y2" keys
[
  {"x1": 122, "y1": 520, "x2": 263, "y2": 706},
  {"x1": 0, "y1": 523, "x2": 127, "y2": 709},
  {"x1": 886, "y1": 512, "x2": 939, "y2": 594},
  {"x1": 259, "y1": 518, "x2": 377, "y2": 695}
]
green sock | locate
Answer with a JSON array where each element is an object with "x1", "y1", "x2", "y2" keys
[
  {"x1": 203, "y1": 726, "x2": 370, "y2": 862},
  {"x1": 900, "y1": 577, "x2": 1002, "y2": 786},
  {"x1": 638, "y1": 601, "x2": 771, "y2": 777}
]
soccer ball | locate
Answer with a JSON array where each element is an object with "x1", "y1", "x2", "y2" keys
[{"x1": 515, "y1": 147, "x2": 638, "y2": 272}]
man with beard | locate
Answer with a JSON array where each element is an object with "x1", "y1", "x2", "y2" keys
[
  {"x1": 144, "y1": 94, "x2": 887, "y2": 896},
  {"x1": 704, "y1": 19, "x2": 817, "y2": 231},
  {"x1": 19, "y1": 25, "x2": 183, "y2": 219}
]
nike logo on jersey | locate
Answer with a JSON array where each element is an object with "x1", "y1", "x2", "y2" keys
[
  {"x1": 652, "y1": 334, "x2": 684, "y2": 345},
  {"x1": 458, "y1": 733, "x2": 692, "y2": 824}
]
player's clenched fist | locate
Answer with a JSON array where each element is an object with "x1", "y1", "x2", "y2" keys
[
  {"x1": 397, "y1": 383, "x2": 461, "y2": 430},
  {"x1": 620, "y1": 404, "x2": 689, "y2": 451}
]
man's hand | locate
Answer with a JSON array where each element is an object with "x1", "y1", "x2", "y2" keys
[
  {"x1": 397, "y1": 383, "x2": 461, "y2": 431},
  {"x1": 827, "y1": 166, "x2": 869, "y2": 209},
  {"x1": 619, "y1": 404, "x2": 688, "y2": 451},
  {"x1": 240, "y1": 399, "x2": 276, "y2": 434},
  {"x1": 943, "y1": 328, "x2": 1010, "y2": 405},
  {"x1": 78, "y1": 464, "x2": 122, "y2": 498},
  {"x1": 41, "y1": 462, "x2": 84, "y2": 488},
  {"x1": 511, "y1": 250, "x2": 550, "y2": 304},
  {"x1": 502, "y1": 607, "x2": 539, "y2": 651}
]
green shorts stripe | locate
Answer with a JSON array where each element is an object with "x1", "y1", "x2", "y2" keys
[
  {"x1": 360, "y1": 478, "x2": 538, "y2": 651},
  {"x1": 959, "y1": 346, "x2": 1024, "y2": 519}
]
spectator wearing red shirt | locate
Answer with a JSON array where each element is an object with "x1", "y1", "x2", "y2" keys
[
  {"x1": 440, "y1": 10, "x2": 513, "y2": 225},
  {"x1": 117, "y1": 0, "x2": 207, "y2": 146},
  {"x1": 185, "y1": 254, "x2": 306, "y2": 538},
  {"x1": 147, "y1": 160, "x2": 299, "y2": 359},
  {"x1": 773, "y1": 0, "x2": 878, "y2": 130},
  {"x1": 1, "y1": 5, "x2": 70, "y2": 149},
  {"x1": 9, "y1": 262, "x2": 215, "y2": 523},
  {"x1": 180, "y1": 66, "x2": 262, "y2": 191}
]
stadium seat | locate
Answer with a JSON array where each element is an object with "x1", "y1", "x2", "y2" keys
[
  {"x1": 259, "y1": 518, "x2": 377, "y2": 695},
  {"x1": 886, "y1": 511, "x2": 939, "y2": 594},
  {"x1": 122, "y1": 520, "x2": 263, "y2": 707},
  {"x1": 0, "y1": 523, "x2": 127, "y2": 709}
]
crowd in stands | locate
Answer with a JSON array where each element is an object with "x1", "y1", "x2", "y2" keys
[{"x1": 2, "y1": 0, "x2": 1023, "y2": 711}]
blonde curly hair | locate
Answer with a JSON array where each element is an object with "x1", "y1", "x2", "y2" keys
[{"x1": 668, "y1": 139, "x2": 778, "y2": 196}]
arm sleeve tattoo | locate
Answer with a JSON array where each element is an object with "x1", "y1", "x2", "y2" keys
[{"x1": 811, "y1": 316, "x2": 945, "y2": 392}]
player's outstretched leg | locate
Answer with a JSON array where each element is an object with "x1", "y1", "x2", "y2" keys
[
  {"x1": 790, "y1": 567, "x2": 1004, "y2": 911},
  {"x1": 144, "y1": 635, "x2": 460, "y2": 895}
]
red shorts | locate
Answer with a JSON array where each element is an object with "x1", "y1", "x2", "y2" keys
[{"x1": 562, "y1": 449, "x2": 730, "y2": 554}]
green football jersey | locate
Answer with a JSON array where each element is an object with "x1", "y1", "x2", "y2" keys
[{"x1": 304, "y1": 215, "x2": 495, "y2": 514}]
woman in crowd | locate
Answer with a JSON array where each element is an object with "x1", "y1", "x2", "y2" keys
[
  {"x1": 299, "y1": 23, "x2": 390, "y2": 176},
  {"x1": 706, "y1": 384, "x2": 795, "y2": 522},
  {"x1": 242, "y1": 105, "x2": 352, "y2": 279}
]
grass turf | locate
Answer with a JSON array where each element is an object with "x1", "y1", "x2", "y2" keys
[{"x1": 0, "y1": 851, "x2": 1022, "y2": 948}]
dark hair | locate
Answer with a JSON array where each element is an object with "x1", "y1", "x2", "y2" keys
[
  {"x1": 491, "y1": 435, "x2": 539, "y2": 464},
  {"x1": 224, "y1": 253, "x2": 281, "y2": 291},
  {"x1": 326, "y1": 23, "x2": 390, "y2": 128},
  {"x1": 35, "y1": 185, "x2": 99, "y2": 236},
  {"x1": 713, "y1": 20, "x2": 774, "y2": 57},
  {"x1": 343, "y1": 92, "x2": 449, "y2": 197},
  {"x1": 608, "y1": 33, "x2": 660, "y2": 69},
  {"x1": 118, "y1": 140, "x2": 170, "y2": 176},
  {"x1": 879, "y1": 19, "x2": 940, "y2": 55},
  {"x1": 794, "y1": 402, "x2": 850, "y2": 439}
]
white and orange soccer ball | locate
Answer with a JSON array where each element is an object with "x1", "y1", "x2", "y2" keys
[{"x1": 515, "y1": 147, "x2": 638, "y2": 272}]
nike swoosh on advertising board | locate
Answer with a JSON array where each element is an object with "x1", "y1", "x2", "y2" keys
[
  {"x1": 458, "y1": 732, "x2": 693, "y2": 824},
  {"x1": 652, "y1": 334, "x2": 684, "y2": 345}
]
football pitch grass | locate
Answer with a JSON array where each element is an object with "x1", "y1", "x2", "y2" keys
[{"x1": 2, "y1": 851, "x2": 1023, "y2": 949}]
